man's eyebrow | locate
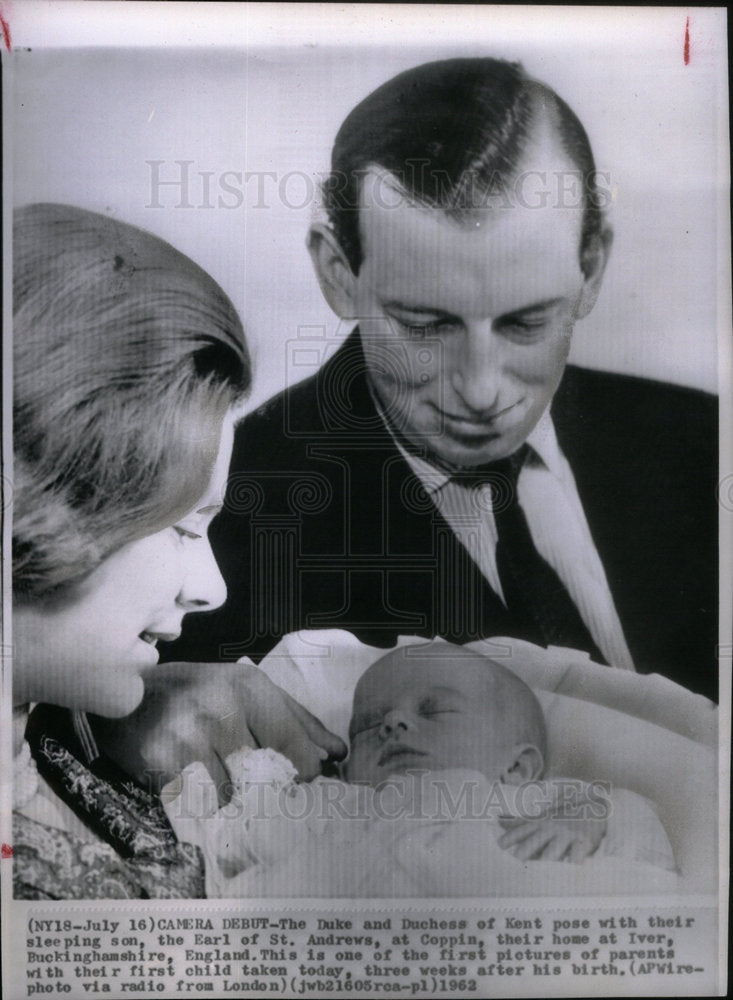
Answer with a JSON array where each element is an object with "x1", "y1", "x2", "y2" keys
[
  {"x1": 383, "y1": 297, "x2": 565, "y2": 320},
  {"x1": 382, "y1": 300, "x2": 459, "y2": 320},
  {"x1": 499, "y1": 297, "x2": 564, "y2": 316}
]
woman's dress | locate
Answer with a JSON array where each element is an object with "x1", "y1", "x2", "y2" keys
[{"x1": 13, "y1": 704, "x2": 204, "y2": 899}]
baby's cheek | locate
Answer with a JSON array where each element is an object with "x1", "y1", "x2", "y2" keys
[
  {"x1": 342, "y1": 750, "x2": 360, "y2": 782},
  {"x1": 345, "y1": 748, "x2": 374, "y2": 784}
]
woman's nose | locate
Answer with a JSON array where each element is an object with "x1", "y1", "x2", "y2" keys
[
  {"x1": 178, "y1": 536, "x2": 227, "y2": 612},
  {"x1": 379, "y1": 708, "x2": 411, "y2": 740}
]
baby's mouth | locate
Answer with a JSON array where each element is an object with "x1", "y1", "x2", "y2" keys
[{"x1": 378, "y1": 745, "x2": 428, "y2": 768}]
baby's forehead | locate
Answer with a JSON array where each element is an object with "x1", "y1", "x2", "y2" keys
[{"x1": 354, "y1": 653, "x2": 501, "y2": 705}]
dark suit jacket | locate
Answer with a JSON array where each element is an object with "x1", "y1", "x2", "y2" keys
[{"x1": 166, "y1": 331, "x2": 718, "y2": 700}]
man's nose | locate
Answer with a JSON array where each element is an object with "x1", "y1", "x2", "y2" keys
[
  {"x1": 379, "y1": 708, "x2": 412, "y2": 740},
  {"x1": 177, "y1": 537, "x2": 227, "y2": 613},
  {"x1": 450, "y1": 319, "x2": 503, "y2": 413}
]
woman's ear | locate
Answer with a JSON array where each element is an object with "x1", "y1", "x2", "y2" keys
[
  {"x1": 575, "y1": 225, "x2": 613, "y2": 320},
  {"x1": 501, "y1": 743, "x2": 544, "y2": 785},
  {"x1": 307, "y1": 223, "x2": 359, "y2": 319}
]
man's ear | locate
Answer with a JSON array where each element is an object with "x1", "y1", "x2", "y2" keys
[
  {"x1": 307, "y1": 223, "x2": 359, "y2": 319},
  {"x1": 575, "y1": 225, "x2": 613, "y2": 320},
  {"x1": 501, "y1": 744, "x2": 544, "y2": 786}
]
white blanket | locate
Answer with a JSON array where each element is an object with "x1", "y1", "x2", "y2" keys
[{"x1": 168, "y1": 763, "x2": 679, "y2": 899}]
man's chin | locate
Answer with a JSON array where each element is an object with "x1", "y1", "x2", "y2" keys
[
  {"x1": 431, "y1": 439, "x2": 518, "y2": 471},
  {"x1": 397, "y1": 415, "x2": 529, "y2": 469}
]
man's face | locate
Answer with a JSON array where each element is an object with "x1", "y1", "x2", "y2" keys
[
  {"x1": 348, "y1": 160, "x2": 600, "y2": 469},
  {"x1": 345, "y1": 654, "x2": 518, "y2": 786}
]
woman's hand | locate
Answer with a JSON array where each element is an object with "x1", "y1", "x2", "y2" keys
[{"x1": 90, "y1": 661, "x2": 347, "y2": 803}]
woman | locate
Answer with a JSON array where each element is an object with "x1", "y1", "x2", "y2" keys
[{"x1": 10, "y1": 203, "x2": 339, "y2": 899}]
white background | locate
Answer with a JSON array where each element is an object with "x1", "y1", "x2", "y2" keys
[{"x1": 8, "y1": 5, "x2": 728, "y2": 410}]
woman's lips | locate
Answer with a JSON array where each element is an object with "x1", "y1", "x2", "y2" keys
[
  {"x1": 139, "y1": 630, "x2": 181, "y2": 644},
  {"x1": 137, "y1": 629, "x2": 181, "y2": 663}
]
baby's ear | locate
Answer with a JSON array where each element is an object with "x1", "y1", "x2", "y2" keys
[{"x1": 502, "y1": 744, "x2": 544, "y2": 785}]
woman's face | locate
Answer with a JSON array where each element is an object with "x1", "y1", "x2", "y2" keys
[{"x1": 14, "y1": 417, "x2": 235, "y2": 718}]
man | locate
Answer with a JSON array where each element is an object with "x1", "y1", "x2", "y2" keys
[{"x1": 167, "y1": 58, "x2": 717, "y2": 700}]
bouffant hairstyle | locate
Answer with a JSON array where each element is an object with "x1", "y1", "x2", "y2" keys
[
  {"x1": 322, "y1": 57, "x2": 604, "y2": 275},
  {"x1": 13, "y1": 203, "x2": 250, "y2": 598}
]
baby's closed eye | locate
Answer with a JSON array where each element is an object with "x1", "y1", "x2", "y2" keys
[{"x1": 419, "y1": 697, "x2": 459, "y2": 717}]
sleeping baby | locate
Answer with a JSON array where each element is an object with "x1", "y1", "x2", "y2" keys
[{"x1": 170, "y1": 643, "x2": 678, "y2": 897}]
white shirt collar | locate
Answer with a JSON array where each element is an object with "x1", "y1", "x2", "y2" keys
[{"x1": 373, "y1": 393, "x2": 564, "y2": 497}]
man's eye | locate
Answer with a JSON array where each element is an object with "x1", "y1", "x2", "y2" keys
[
  {"x1": 500, "y1": 315, "x2": 548, "y2": 334},
  {"x1": 393, "y1": 318, "x2": 430, "y2": 339},
  {"x1": 390, "y1": 316, "x2": 453, "y2": 339}
]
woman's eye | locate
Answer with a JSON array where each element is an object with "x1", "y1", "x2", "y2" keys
[{"x1": 173, "y1": 525, "x2": 201, "y2": 541}]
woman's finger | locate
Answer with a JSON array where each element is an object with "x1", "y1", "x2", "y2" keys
[
  {"x1": 280, "y1": 689, "x2": 348, "y2": 760},
  {"x1": 236, "y1": 671, "x2": 345, "y2": 779}
]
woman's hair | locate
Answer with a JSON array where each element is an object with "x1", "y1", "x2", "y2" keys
[{"x1": 13, "y1": 203, "x2": 251, "y2": 598}]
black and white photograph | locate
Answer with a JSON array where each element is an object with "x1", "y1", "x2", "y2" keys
[{"x1": 1, "y1": 3, "x2": 729, "y2": 997}]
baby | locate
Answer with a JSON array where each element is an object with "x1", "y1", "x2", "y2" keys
[
  {"x1": 344, "y1": 644, "x2": 594, "y2": 863},
  {"x1": 171, "y1": 642, "x2": 677, "y2": 896}
]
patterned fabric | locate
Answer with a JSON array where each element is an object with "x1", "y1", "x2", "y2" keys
[{"x1": 13, "y1": 706, "x2": 205, "y2": 899}]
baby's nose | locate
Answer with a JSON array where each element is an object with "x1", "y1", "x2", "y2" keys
[{"x1": 379, "y1": 709, "x2": 411, "y2": 739}]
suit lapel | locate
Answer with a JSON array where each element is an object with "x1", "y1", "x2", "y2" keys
[
  {"x1": 552, "y1": 366, "x2": 650, "y2": 666},
  {"x1": 321, "y1": 331, "x2": 517, "y2": 640}
]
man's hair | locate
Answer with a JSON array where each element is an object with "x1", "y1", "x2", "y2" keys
[
  {"x1": 322, "y1": 57, "x2": 604, "y2": 275},
  {"x1": 13, "y1": 203, "x2": 250, "y2": 598}
]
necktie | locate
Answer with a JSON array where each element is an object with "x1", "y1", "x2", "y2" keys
[{"x1": 456, "y1": 445, "x2": 606, "y2": 663}]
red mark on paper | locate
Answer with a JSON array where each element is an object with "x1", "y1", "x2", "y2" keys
[
  {"x1": 684, "y1": 17, "x2": 690, "y2": 65},
  {"x1": 1, "y1": 843, "x2": 13, "y2": 859},
  {"x1": 0, "y1": 7, "x2": 11, "y2": 52}
]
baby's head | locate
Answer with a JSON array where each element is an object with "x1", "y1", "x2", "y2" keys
[{"x1": 345, "y1": 642, "x2": 547, "y2": 786}]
